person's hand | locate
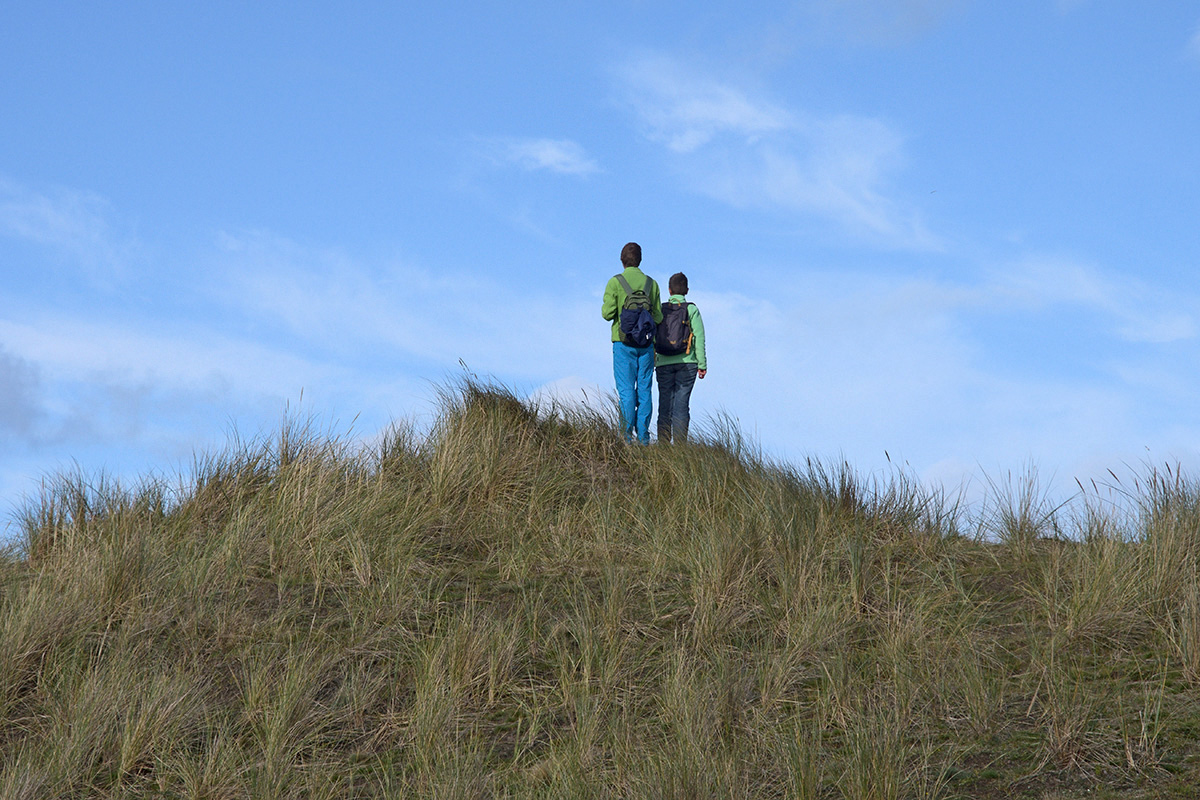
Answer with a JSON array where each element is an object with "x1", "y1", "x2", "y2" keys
[{"x1": 698, "y1": 369, "x2": 707, "y2": 379}]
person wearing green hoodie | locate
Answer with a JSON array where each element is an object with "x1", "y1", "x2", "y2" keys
[
  {"x1": 601, "y1": 242, "x2": 663, "y2": 443},
  {"x1": 654, "y1": 272, "x2": 706, "y2": 443}
]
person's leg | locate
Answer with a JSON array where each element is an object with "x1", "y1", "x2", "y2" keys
[
  {"x1": 612, "y1": 343, "x2": 638, "y2": 441},
  {"x1": 635, "y1": 346, "x2": 655, "y2": 444},
  {"x1": 672, "y1": 364, "x2": 699, "y2": 442},
  {"x1": 656, "y1": 364, "x2": 677, "y2": 443}
]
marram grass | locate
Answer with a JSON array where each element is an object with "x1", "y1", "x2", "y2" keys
[{"x1": 3, "y1": 380, "x2": 1200, "y2": 799}]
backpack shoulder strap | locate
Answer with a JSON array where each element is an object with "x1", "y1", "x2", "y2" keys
[{"x1": 615, "y1": 274, "x2": 634, "y2": 296}]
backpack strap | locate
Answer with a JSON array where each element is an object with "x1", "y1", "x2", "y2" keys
[{"x1": 615, "y1": 274, "x2": 634, "y2": 297}]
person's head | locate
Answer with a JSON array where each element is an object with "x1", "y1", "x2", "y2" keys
[
  {"x1": 620, "y1": 242, "x2": 642, "y2": 268},
  {"x1": 669, "y1": 272, "x2": 689, "y2": 296}
]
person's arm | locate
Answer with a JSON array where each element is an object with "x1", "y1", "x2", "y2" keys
[
  {"x1": 601, "y1": 277, "x2": 619, "y2": 321},
  {"x1": 650, "y1": 279, "x2": 664, "y2": 324},
  {"x1": 690, "y1": 304, "x2": 707, "y2": 375}
]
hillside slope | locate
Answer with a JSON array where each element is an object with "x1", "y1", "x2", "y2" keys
[{"x1": 3, "y1": 382, "x2": 1200, "y2": 799}]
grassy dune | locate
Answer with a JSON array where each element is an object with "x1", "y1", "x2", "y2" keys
[{"x1": 3, "y1": 381, "x2": 1200, "y2": 799}]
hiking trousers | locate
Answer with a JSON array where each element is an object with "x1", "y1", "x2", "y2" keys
[
  {"x1": 613, "y1": 342, "x2": 655, "y2": 443},
  {"x1": 655, "y1": 362, "x2": 698, "y2": 443}
]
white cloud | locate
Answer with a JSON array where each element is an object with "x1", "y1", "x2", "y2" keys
[
  {"x1": 480, "y1": 137, "x2": 600, "y2": 176},
  {"x1": 615, "y1": 55, "x2": 937, "y2": 248}
]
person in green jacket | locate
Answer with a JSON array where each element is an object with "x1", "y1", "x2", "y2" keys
[
  {"x1": 654, "y1": 272, "x2": 706, "y2": 443},
  {"x1": 601, "y1": 242, "x2": 663, "y2": 443}
]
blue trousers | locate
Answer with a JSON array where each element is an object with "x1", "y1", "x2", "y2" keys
[
  {"x1": 656, "y1": 363, "x2": 698, "y2": 442},
  {"x1": 613, "y1": 342, "x2": 655, "y2": 443}
]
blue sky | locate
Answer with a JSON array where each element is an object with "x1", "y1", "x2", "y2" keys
[{"x1": 3, "y1": 1, "x2": 1200, "y2": 530}]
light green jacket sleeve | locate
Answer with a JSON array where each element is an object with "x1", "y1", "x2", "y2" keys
[
  {"x1": 601, "y1": 277, "x2": 621, "y2": 322},
  {"x1": 689, "y1": 303, "x2": 707, "y2": 371}
]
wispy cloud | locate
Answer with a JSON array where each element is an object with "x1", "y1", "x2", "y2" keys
[
  {"x1": 459, "y1": 137, "x2": 600, "y2": 238},
  {"x1": 0, "y1": 314, "x2": 334, "y2": 398},
  {"x1": 987, "y1": 256, "x2": 1198, "y2": 344},
  {"x1": 1188, "y1": 23, "x2": 1200, "y2": 61},
  {"x1": 0, "y1": 178, "x2": 140, "y2": 282},
  {"x1": 615, "y1": 54, "x2": 937, "y2": 248},
  {"x1": 213, "y1": 231, "x2": 603, "y2": 379},
  {"x1": 618, "y1": 54, "x2": 792, "y2": 153},
  {"x1": 478, "y1": 136, "x2": 600, "y2": 176}
]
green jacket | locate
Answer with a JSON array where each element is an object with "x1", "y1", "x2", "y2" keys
[
  {"x1": 655, "y1": 294, "x2": 707, "y2": 371},
  {"x1": 601, "y1": 267, "x2": 663, "y2": 343}
]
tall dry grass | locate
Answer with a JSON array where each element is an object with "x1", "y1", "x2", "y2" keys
[{"x1": 2, "y1": 379, "x2": 1200, "y2": 798}]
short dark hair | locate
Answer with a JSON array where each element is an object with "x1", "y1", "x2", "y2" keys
[
  {"x1": 669, "y1": 272, "x2": 688, "y2": 295},
  {"x1": 620, "y1": 242, "x2": 642, "y2": 268}
]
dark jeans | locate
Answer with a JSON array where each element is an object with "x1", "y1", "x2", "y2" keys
[{"x1": 655, "y1": 363, "x2": 698, "y2": 443}]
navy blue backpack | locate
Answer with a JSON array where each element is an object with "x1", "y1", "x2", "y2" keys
[{"x1": 615, "y1": 274, "x2": 656, "y2": 348}]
